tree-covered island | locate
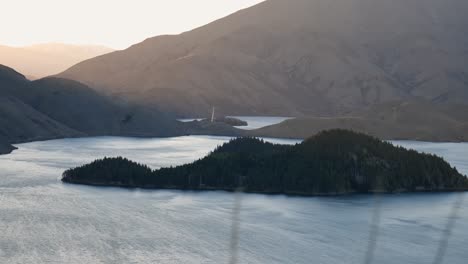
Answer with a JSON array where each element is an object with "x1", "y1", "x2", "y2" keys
[{"x1": 62, "y1": 130, "x2": 468, "y2": 195}]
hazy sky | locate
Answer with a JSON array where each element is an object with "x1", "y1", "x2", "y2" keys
[{"x1": 0, "y1": 0, "x2": 264, "y2": 49}]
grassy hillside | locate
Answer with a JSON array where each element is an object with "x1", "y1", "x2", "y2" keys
[
  {"x1": 251, "y1": 101, "x2": 468, "y2": 141},
  {"x1": 59, "y1": 0, "x2": 468, "y2": 117}
]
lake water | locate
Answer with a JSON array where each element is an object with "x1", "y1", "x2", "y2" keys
[
  {"x1": 0, "y1": 136, "x2": 467, "y2": 264},
  {"x1": 228, "y1": 116, "x2": 293, "y2": 130},
  {"x1": 178, "y1": 116, "x2": 292, "y2": 130}
]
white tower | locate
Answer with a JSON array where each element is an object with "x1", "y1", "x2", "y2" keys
[{"x1": 211, "y1": 107, "x2": 216, "y2": 123}]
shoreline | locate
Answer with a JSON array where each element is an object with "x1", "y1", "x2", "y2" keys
[{"x1": 61, "y1": 179, "x2": 468, "y2": 198}]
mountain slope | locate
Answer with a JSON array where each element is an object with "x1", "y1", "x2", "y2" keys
[
  {"x1": 0, "y1": 96, "x2": 81, "y2": 143},
  {"x1": 251, "y1": 101, "x2": 468, "y2": 141},
  {"x1": 59, "y1": 0, "x2": 468, "y2": 117},
  {"x1": 27, "y1": 78, "x2": 183, "y2": 137},
  {"x1": 0, "y1": 43, "x2": 113, "y2": 79},
  {"x1": 0, "y1": 143, "x2": 15, "y2": 155},
  {"x1": 0, "y1": 65, "x2": 81, "y2": 144},
  {"x1": 0, "y1": 137, "x2": 16, "y2": 155},
  {"x1": 0, "y1": 64, "x2": 188, "y2": 149}
]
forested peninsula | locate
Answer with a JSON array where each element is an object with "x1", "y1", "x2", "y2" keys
[{"x1": 62, "y1": 130, "x2": 468, "y2": 195}]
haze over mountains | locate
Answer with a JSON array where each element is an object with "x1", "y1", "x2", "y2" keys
[
  {"x1": 60, "y1": 0, "x2": 468, "y2": 117},
  {"x1": 0, "y1": 43, "x2": 113, "y2": 79}
]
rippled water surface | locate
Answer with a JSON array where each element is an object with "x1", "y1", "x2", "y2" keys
[{"x1": 0, "y1": 135, "x2": 467, "y2": 264}]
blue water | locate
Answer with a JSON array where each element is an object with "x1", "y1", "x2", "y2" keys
[{"x1": 0, "y1": 135, "x2": 467, "y2": 264}]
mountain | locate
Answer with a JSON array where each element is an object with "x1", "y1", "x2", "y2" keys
[
  {"x1": 0, "y1": 137, "x2": 16, "y2": 155},
  {"x1": 59, "y1": 0, "x2": 468, "y2": 117},
  {"x1": 0, "y1": 65, "x2": 80, "y2": 144},
  {"x1": 0, "y1": 64, "x2": 188, "y2": 149},
  {"x1": 0, "y1": 43, "x2": 113, "y2": 79},
  {"x1": 251, "y1": 101, "x2": 468, "y2": 141},
  {"x1": 62, "y1": 130, "x2": 468, "y2": 194}
]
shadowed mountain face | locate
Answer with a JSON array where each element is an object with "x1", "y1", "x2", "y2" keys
[
  {"x1": 0, "y1": 64, "x2": 187, "y2": 149},
  {"x1": 0, "y1": 43, "x2": 113, "y2": 79},
  {"x1": 0, "y1": 65, "x2": 79, "y2": 145},
  {"x1": 59, "y1": 0, "x2": 468, "y2": 117},
  {"x1": 0, "y1": 138, "x2": 16, "y2": 155}
]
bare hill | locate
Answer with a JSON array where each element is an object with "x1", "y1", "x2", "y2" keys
[
  {"x1": 251, "y1": 101, "x2": 468, "y2": 141},
  {"x1": 0, "y1": 43, "x2": 113, "y2": 79},
  {"x1": 59, "y1": 0, "x2": 468, "y2": 117}
]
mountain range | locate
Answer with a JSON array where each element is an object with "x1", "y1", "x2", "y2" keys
[
  {"x1": 0, "y1": 63, "x2": 244, "y2": 154},
  {"x1": 59, "y1": 0, "x2": 468, "y2": 117},
  {"x1": 0, "y1": 64, "x2": 189, "y2": 154},
  {"x1": 0, "y1": 43, "x2": 113, "y2": 79}
]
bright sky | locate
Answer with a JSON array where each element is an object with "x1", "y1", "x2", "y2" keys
[{"x1": 0, "y1": 0, "x2": 265, "y2": 50}]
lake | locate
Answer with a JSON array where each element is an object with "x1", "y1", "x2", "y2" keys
[
  {"x1": 228, "y1": 116, "x2": 293, "y2": 130},
  {"x1": 178, "y1": 116, "x2": 292, "y2": 130},
  {"x1": 0, "y1": 135, "x2": 467, "y2": 264}
]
